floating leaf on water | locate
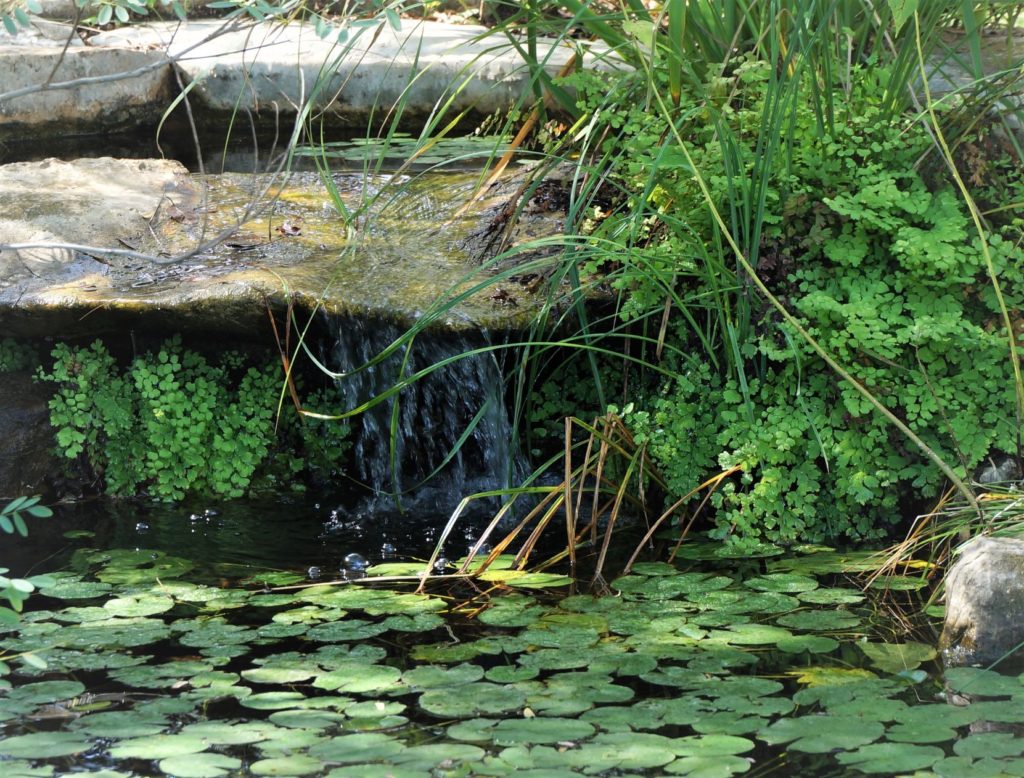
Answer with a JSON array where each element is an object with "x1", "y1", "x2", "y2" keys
[
  {"x1": 944, "y1": 667, "x2": 1023, "y2": 698},
  {"x1": 858, "y1": 641, "x2": 936, "y2": 674},
  {"x1": 402, "y1": 662, "x2": 485, "y2": 690},
  {"x1": 786, "y1": 666, "x2": 877, "y2": 687},
  {"x1": 103, "y1": 594, "x2": 176, "y2": 618},
  {"x1": 886, "y1": 720, "x2": 958, "y2": 744},
  {"x1": 954, "y1": 733, "x2": 1024, "y2": 759},
  {"x1": 8, "y1": 679, "x2": 86, "y2": 704},
  {"x1": 250, "y1": 755, "x2": 325, "y2": 776},
  {"x1": 110, "y1": 660, "x2": 213, "y2": 689},
  {"x1": 380, "y1": 613, "x2": 445, "y2": 632},
  {"x1": 242, "y1": 667, "x2": 318, "y2": 685},
  {"x1": 0, "y1": 732, "x2": 92, "y2": 758},
  {"x1": 758, "y1": 716, "x2": 884, "y2": 753},
  {"x1": 241, "y1": 692, "x2": 310, "y2": 710},
  {"x1": 630, "y1": 562, "x2": 680, "y2": 576},
  {"x1": 690, "y1": 712, "x2": 767, "y2": 736},
  {"x1": 419, "y1": 681, "x2": 527, "y2": 718},
  {"x1": 325, "y1": 767, "x2": 429, "y2": 778},
  {"x1": 391, "y1": 743, "x2": 487, "y2": 769},
  {"x1": 713, "y1": 623, "x2": 794, "y2": 646},
  {"x1": 477, "y1": 570, "x2": 573, "y2": 589},
  {"x1": 179, "y1": 721, "x2": 276, "y2": 745},
  {"x1": 775, "y1": 610, "x2": 861, "y2": 631},
  {"x1": 968, "y1": 699, "x2": 1024, "y2": 723},
  {"x1": 797, "y1": 587, "x2": 865, "y2": 605},
  {"x1": 867, "y1": 575, "x2": 928, "y2": 591},
  {"x1": 613, "y1": 573, "x2": 734, "y2": 600},
  {"x1": 663, "y1": 754, "x2": 753, "y2": 776},
  {"x1": 159, "y1": 754, "x2": 243, "y2": 778},
  {"x1": 933, "y1": 756, "x2": 1024, "y2": 778},
  {"x1": 309, "y1": 733, "x2": 404, "y2": 763},
  {"x1": 344, "y1": 700, "x2": 406, "y2": 718},
  {"x1": 485, "y1": 665, "x2": 540, "y2": 683},
  {"x1": 70, "y1": 710, "x2": 169, "y2": 738},
  {"x1": 312, "y1": 663, "x2": 403, "y2": 694},
  {"x1": 108, "y1": 733, "x2": 210, "y2": 759},
  {"x1": 776, "y1": 634, "x2": 840, "y2": 654},
  {"x1": 835, "y1": 742, "x2": 945, "y2": 773},
  {"x1": 493, "y1": 716, "x2": 596, "y2": 745},
  {"x1": 744, "y1": 573, "x2": 818, "y2": 593},
  {"x1": 272, "y1": 606, "x2": 346, "y2": 625},
  {"x1": 95, "y1": 549, "x2": 194, "y2": 584},
  {"x1": 269, "y1": 709, "x2": 347, "y2": 730},
  {"x1": 256, "y1": 729, "x2": 328, "y2": 756},
  {"x1": 37, "y1": 576, "x2": 113, "y2": 600},
  {"x1": 363, "y1": 562, "x2": 429, "y2": 577},
  {"x1": 307, "y1": 619, "x2": 388, "y2": 642},
  {"x1": 581, "y1": 703, "x2": 665, "y2": 733}
]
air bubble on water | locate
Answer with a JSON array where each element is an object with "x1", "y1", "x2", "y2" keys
[
  {"x1": 343, "y1": 553, "x2": 368, "y2": 572},
  {"x1": 307, "y1": 566, "x2": 322, "y2": 580},
  {"x1": 381, "y1": 543, "x2": 397, "y2": 557},
  {"x1": 433, "y1": 557, "x2": 449, "y2": 573},
  {"x1": 135, "y1": 522, "x2": 150, "y2": 532}
]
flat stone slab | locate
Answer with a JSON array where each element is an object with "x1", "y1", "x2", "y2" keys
[
  {"x1": 0, "y1": 17, "x2": 592, "y2": 139},
  {"x1": 0, "y1": 157, "x2": 556, "y2": 337}
]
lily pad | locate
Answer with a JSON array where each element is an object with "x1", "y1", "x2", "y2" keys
[
  {"x1": 159, "y1": 754, "x2": 243, "y2": 778},
  {"x1": 744, "y1": 574, "x2": 818, "y2": 593},
  {"x1": 835, "y1": 742, "x2": 944, "y2": 773},
  {"x1": 250, "y1": 756, "x2": 325, "y2": 776},
  {"x1": 419, "y1": 681, "x2": 527, "y2": 717},
  {"x1": 859, "y1": 641, "x2": 936, "y2": 674},
  {"x1": 758, "y1": 716, "x2": 883, "y2": 753},
  {"x1": 0, "y1": 732, "x2": 92, "y2": 758},
  {"x1": 109, "y1": 733, "x2": 210, "y2": 759}
]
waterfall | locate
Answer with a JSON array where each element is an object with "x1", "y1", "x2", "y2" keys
[{"x1": 328, "y1": 317, "x2": 522, "y2": 513}]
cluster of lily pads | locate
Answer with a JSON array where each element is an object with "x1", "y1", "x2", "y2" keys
[{"x1": 1, "y1": 543, "x2": 1023, "y2": 777}]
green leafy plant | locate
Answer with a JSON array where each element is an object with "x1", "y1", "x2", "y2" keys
[
  {"x1": 0, "y1": 338, "x2": 36, "y2": 373},
  {"x1": 37, "y1": 337, "x2": 349, "y2": 500}
]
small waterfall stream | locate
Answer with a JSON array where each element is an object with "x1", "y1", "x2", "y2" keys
[{"x1": 328, "y1": 318, "x2": 522, "y2": 513}]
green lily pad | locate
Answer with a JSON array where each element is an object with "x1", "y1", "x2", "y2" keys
[
  {"x1": 493, "y1": 717, "x2": 596, "y2": 745},
  {"x1": 776, "y1": 634, "x2": 840, "y2": 654},
  {"x1": 313, "y1": 663, "x2": 403, "y2": 694},
  {"x1": 745, "y1": 574, "x2": 818, "y2": 593},
  {"x1": 103, "y1": 594, "x2": 176, "y2": 617},
  {"x1": 758, "y1": 716, "x2": 884, "y2": 753},
  {"x1": 109, "y1": 733, "x2": 210, "y2": 759},
  {"x1": 309, "y1": 733, "x2": 404, "y2": 762},
  {"x1": 71, "y1": 711, "x2": 170, "y2": 738},
  {"x1": 797, "y1": 587, "x2": 865, "y2": 605},
  {"x1": 307, "y1": 619, "x2": 388, "y2": 642},
  {"x1": 159, "y1": 754, "x2": 243, "y2": 778},
  {"x1": 664, "y1": 754, "x2": 752, "y2": 776},
  {"x1": 835, "y1": 742, "x2": 944, "y2": 773},
  {"x1": 775, "y1": 610, "x2": 860, "y2": 630},
  {"x1": 392, "y1": 743, "x2": 487, "y2": 768},
  {"x1": 242, "y1": 666, "x2": 318, "y2": 684},
  {"x1": 179, "y1": 721, "x2": 274, "y2": 745},
  {"x1": 477, "y1": 570, "x2": 573, "y2": 589},
  {"x1": 269, "y1": 709, "x2": 347, "y2": 729},
  {"x1": 326, "y1": 768, "x2": 428, "y2": 778},
  {"x1": 0, "y1": 732, "x2": 91, "y2": 758},
  {"x1": 859, "y1": 641, "x2": 936, "y2": 674},
  {"x1": 8, "y1": 679, "x2": 86, "y2": 704},
  {"x1": 250, "y1": 755, "x2": 325, "y2": 776},
  {"x1": 403, "y1": 662, "x2": 485, "y2": 689},
  {"x1": 954, "y1": 733, "x2": 1024, "y2": 759},
  {"x1": 945, "y1": 667, "x2": 1023, "y2": 697},
  {"x1": 419, "y1": 681, "x2": 527, "y2": 717}
]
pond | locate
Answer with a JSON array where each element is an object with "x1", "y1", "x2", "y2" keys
[{"x1": 2, "y1": 498, "x2": 1024, "y2": 778}]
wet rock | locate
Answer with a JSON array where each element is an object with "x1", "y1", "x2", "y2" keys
[
  {"x1": 940, "y1": 536, "x2": 1024, "y2": 671},
  {"x1": 0, "y1": 158, "x2": 543, "y2": 337},
  {"x1": 0, "y1": 372, "x2": 56, "y2": 500}
]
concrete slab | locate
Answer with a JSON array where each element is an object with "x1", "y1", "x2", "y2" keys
[{"x1": 0, "y1": 17, "x2": 604, "y2": 140}]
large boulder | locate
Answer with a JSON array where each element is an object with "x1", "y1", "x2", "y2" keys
[{"x1": 940, "y1": 535, "x2": 1024, "y2": 671}]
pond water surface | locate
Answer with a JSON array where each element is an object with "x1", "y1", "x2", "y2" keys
[{"x1": 3, "y1": 498, "x2": 1024, "y2": 778}]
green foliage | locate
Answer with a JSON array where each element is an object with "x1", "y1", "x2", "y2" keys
[
  {"x1": 0, "y1": 338, "x2": 36, "y2": 373},
  {"x1": 568, "y1": 55, "x2": 1024, "y2": 549},
  {"x1": 0, "y1": 496, "x2": 54, "y2": 626},
  {"x1": 0, "y1": 0, "x2": 38, "y2": 34},
  {"x1": 36, "y1": 337, "x2": 349, "y2": 500}
]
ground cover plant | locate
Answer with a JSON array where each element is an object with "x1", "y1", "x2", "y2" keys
[
  {"x1": 421, "y1": 0, "x2": 1024, "y2": 552},
  {"x1": 32, "y1": 337, "x2": 350, "y2": 500}
]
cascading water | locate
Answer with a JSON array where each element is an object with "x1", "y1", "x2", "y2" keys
[{"x1": 327, "y1": 317, "x2": 523, "y2": 514}]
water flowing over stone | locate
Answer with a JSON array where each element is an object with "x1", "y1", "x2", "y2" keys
[{"x1": 328, "y1": 317, "x2": 521, "y2": 512}]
